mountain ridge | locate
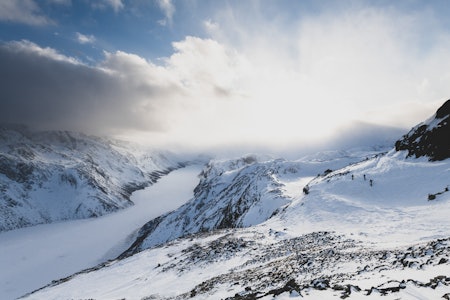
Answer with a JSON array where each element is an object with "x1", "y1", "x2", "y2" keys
[
  {"x1": 5, "y1": 100, "x2": 450, "y2": 299},
  {"x1": 119, "y1": 148, "x2": 389, "y2": 257},
  {"x1": 0, "y1": 125, "x2": 187, "y2": 231}
]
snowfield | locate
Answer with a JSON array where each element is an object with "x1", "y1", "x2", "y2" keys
[
  {"x1": 20, "y1": 150, "x2": 450, "y2": 300},
  {"x1": 279, "y1": 150, "x2": 450, "y2": 248},
  {"x1": 0, "y1": 165, "x2": 203, "y2": 300}
]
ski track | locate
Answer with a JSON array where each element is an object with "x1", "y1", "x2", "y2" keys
[{"x1": 0, "y1": 164, "x2": 203, "y2": 300}]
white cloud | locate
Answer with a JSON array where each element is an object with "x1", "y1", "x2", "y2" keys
[
  {"x1": 92, "y1": 0, "x2": 124, "y2": 13},
  {"x1": 5, "y1": 40, "x2": 80, "y2": 64},
  {"x1": 197, "y1": 5, "x2": 450, "y2": 137},
  {"x1": 203, "y1": 19, "x2": 220, "y2": 35},
  {"x1": 2, "y1": 4, "x2": 450, "y2": 153},
  {"x1": 48, "y1": 0, "x2": 71, "y2": 5},
  {"x1": 168, "y1": 36, "x2": 243, "y2": 96},
  {"x1": 105, "y1": 0, "x2": 124, "y2": 12},
  {"x1": 76, "y1": 32, "x2": 96, "y2": 44},
  {"x1": 0, "y1": 0, "x2": 52, "y2": 26},
  {"x1": 156, "y1": 0, "x2": 175, "y2": 26}
]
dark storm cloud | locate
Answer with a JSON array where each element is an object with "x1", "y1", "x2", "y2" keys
[{"x1": 0, "y1": 41, "x2": 177, "y2": 134}]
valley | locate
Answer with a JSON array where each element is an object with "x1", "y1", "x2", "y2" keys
[
  {"x1": 0, "y1": 165, "x2": 203, "y2": 300},
  {"x1": 0, "y1": 100, "x2": 449, "y2": 299}
]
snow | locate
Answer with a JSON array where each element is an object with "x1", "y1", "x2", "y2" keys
[
  {"x1": 0, "y1": 127, "x2": 187, "y2": 231},
  {"x1": 20, "y1": 234, "x2": 251, "y2": 300},
  {"x1": 276, "y1": 151, "x2": 450, "y2": 248},
  {"x1": 281, "y1": 176, "x2": 314, "y2": 198},
  {"x1": 0, "y1": 164, "x2": 203, "y2": 300},
  {"x1": 23, "y1": 218, "x2": 449, "y2": 300},
  {"x1": 126, "y1": 149, "x2": 385, "y2": 253},
  {"x1": 6, "y1": 148, "x2": 450, "y2": 300}
]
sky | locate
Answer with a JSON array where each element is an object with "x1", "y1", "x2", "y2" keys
[{"x1": 0, "y1": 0, "x2": 449, "y2": 153}]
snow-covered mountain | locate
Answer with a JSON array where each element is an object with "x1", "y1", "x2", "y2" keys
[
  {"x1": 0, "y1": 125, "x2": 186, "y2": 232},
  {"x1": 22, "y1": 143, "x2": 450, "y2": 299},
  {"x1": 121, "y1": 149, "x2": 388, "y2": 256},
  {"x1": 15, "y1": 100, "x2": 450, "y2": 299}
]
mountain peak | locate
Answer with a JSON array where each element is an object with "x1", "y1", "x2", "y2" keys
[
  {"x1": 436, "y1": 99, "x2": 450, "y2": 119},
  {"x1": 395, "y1": 99, "x2": 450, "y2": 161}
]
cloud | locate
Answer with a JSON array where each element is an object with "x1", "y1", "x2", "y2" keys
[
  {"x1": 92, "y1": 0, "x2": 124, "y2": 13},
  {"x1": 203, "y1": 19, "x2": 219, "y2": 34},
  {"x1": 0, "y1": 37, "x2": 246, "y2": 146},
  {"x1": 156, "y1": 0, "x2": 175, "y2": 26},
  {"x1": 198, "y1": 4, "x2": 450, "y2": 132},
  {"x1": 6, "y1": 40, "x2": 80, "y2": 64},
  {"x1": 153, "y1": 3, "x2": 450, "y2": 152},
  {"x1": 76, "y1": 32, "x2": 96, "y2": 44},
  {"x1": 48, "y1": 0, "x2": 71, "y2": 5},
  {"x1": 0, "y1": 40, "x2": 179, "y2": 135},
  {"x1": 105, "y1": 0, "x2": 124, "y2": 12},
  {"x1": 2, "y1": 4, "x2": 450, "y2": 153},
  {"x1": 167, "y1": 36, "x2": 243, "y2": 97},
  {"x1": 0, "y1": 0, "x2": 53, "y2": 26}
]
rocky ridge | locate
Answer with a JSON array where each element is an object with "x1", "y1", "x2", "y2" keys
[{"x1": 395, "y1": 99, "x2": 450, "y2": 161}]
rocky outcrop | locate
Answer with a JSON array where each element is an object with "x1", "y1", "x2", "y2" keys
[{"x1": 395, "y1": 100, "x2": 450, "y2": 161}]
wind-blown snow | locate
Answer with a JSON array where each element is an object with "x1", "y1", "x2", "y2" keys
[{"x1": 0, "y1": 164, "x2": 203, "y2": 300}]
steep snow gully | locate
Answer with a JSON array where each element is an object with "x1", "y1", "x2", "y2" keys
[{"x1": 0, "y1": 164, "x2": 203, "y2": 300}]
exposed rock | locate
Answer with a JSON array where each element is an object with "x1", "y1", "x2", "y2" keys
[{"x1": 395, "y1": 100, "x2": 450, "y2": 161}]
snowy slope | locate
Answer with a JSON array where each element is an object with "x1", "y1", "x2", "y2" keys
[
  {"x1": 0, "y1": 165, "x2": 203, "y2": 300},
  {"x1": 279, "y1": 149, "x2": 450, "y2": 247},
  {"x1": 17, "y1": 101, "x2": 450, "y2": 299},
  {"x1": 121, "y1": 149, "x2": 386, "y2": 255},
  {"x1": 23, "y1": 233, "x2": 450, "y2": 300},
  {"x1": 21, "y1": 151, "x2": 450, "y2": 300},
  {"x1": 0, "y1": 125, "x2": 186, "y2": 231}
]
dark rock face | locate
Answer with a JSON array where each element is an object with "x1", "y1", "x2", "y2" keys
[{"x1": 395, "y1": 100, "x2": 450, "y2": 161}]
